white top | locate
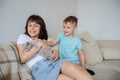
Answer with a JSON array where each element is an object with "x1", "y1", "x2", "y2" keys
[{"x1": 17, "y1": 34, "x2": 43, "y2": 68}]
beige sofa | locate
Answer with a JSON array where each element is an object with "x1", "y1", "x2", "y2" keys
[
  {"x1": 0, "y1": 31, "x2": 120, "y2": 80},
  {"x1": 78, "y1": 31, "x2": 120, "y2": 80}
]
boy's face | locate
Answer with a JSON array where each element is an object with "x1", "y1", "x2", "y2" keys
[{"x1": 63, "y1": 22, "x2": 77, "y2": 37}]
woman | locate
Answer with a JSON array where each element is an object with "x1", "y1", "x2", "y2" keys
[{"x1": 17, "y1": 14, "x2": 94, "y2": 80}]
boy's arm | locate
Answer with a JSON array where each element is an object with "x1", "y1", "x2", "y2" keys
[
  {"x1": 78, "y1": 50, "x2": 86, "y2": 69},
  {"x1": 47, "y1": 38, "x2": 59, "y2": 47}
]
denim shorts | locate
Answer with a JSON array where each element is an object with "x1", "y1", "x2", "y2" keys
[
  {"x1": 72, "y1": 61, "x2": 81, "y2": 66},
  {"x1": 30, "y1": 59, "x2": 64, "y2": 80}
]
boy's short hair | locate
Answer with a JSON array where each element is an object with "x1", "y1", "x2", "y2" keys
[{"x1": 63, "y1": 15, "x2": 78, "y2": 26}]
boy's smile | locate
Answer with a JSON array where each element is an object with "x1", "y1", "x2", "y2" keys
[{"x1": 63, "y1": 22, "x2": 76, "y2": 38}]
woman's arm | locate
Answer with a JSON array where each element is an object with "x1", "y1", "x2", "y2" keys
[{"x1": 17, "y1": 39, "x2": 44, "y2": 63}]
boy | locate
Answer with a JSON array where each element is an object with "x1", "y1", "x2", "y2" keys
[{"x1": 47, "y1": 15, "x2": 94, "y2": 75}]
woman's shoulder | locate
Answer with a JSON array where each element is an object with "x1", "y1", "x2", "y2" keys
[
  {"x1": 18, "y1": 33, "x2": 28, "y2": 37},
  {"x1": 18, "y1": 34, "x2": 30, "y2": 40},
  {"x1": 17, "y1": 33, "x2": 32, "y2": 45}
]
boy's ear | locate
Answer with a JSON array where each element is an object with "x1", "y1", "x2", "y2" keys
[{"x1": 74, "y1": 26, "x2": 78, "y2": 31}]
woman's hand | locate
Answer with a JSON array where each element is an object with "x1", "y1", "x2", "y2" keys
[{"x1": 51, "y1": 50, "x2": 59, "y2": 61}]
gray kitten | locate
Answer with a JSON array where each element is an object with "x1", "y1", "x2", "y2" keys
[{"x1": 23, "y1": 41, "x2": 55, "y2": 60}]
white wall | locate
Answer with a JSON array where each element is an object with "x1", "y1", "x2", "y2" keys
[
  {"x1": 78, "y1": 0, "x2": 120, "y2": 40},
  {"x1": 0, "y1": 0, "x2": 78, "y2": 44},
  {"x1": 0, "y1": 0, "x2": 120, "y2": 45}
]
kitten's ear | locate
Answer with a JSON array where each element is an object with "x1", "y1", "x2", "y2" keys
[{"x1": 23, "y1": 42, "x2": 33, "y2": 51}]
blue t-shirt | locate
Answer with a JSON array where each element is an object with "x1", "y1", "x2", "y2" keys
[{"x1": 57, "y1": 33, "x2": 83, "y2": 63}]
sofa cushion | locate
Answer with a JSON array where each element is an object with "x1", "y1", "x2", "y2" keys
[
  {"x1": 9, "y1": 42, "x2": 34, "y2": 80},
  {"x1": 0, "y1": 42, "x2": 20, "y2": 80},
  {"x1": 78, "y1": 31, "x2": 103, "y2": 66},
  {"x1": 101, "y1": 48, "x2": 120, "y2": 59},
  {"x1": 19, "y1": 64, "x2": 34, "y2": 80},
  {"x1": 0, "y1": 41, "x2": 34, "y2": 80}
]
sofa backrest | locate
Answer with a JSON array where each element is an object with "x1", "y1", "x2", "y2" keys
[
  {"x1": 97, "y1": 40, "x2": 120, "y2": 60},
  {"x1": 0, "y1": 42, "x2": 20, "y2": 80}
]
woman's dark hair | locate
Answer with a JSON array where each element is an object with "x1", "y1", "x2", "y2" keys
[{"x1": 25, "y1": 15, "x2": 48, "y2": 40}]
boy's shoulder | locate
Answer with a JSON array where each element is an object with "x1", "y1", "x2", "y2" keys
[
  {"x1": 74, "y1": 35, "x2": 80, "y2": 39},
  {"x1": 73, "y1": 36, "x2": 82, "y2": 42}
]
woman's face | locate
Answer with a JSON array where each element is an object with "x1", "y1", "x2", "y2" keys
[{"x1": 27, "y1": 21, "x2": 40, "y2": 39}]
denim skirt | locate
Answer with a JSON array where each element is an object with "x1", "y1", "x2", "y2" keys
[{"x1": 30, "y1": 59, "x2": 64, "y2": 80}]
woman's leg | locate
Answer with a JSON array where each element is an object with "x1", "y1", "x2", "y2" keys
[
  {"x1": 57, "y1": 74, "x2": 74, "y2": 80},
  {"x1": 61, "y1": 61, "x2": 94, "y2": 80}
]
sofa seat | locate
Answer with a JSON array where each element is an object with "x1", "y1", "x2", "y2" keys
[
  {"x1": 89, "y1": 60, "x2": 120, "y2": 80},
  {"x1": 93, "y1": 68, "x2": 120, "y2": 80},
  {"x1": 94, "y1": 60, "x2": 120, "y2": 72}
]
